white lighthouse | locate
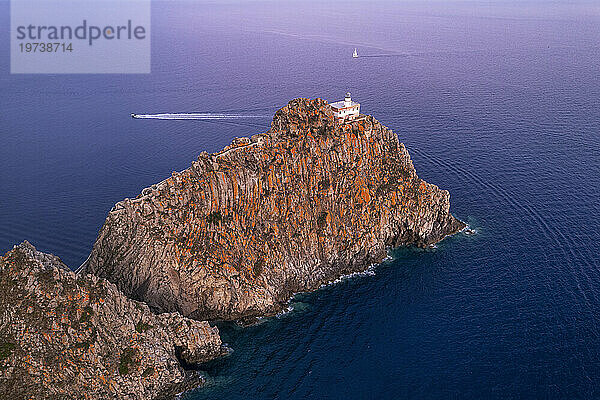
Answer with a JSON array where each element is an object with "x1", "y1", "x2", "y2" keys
[{"x1": 330, "y1": 92, "x2": 360, "y2": 122}]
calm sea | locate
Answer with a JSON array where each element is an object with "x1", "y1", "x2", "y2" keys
[{"x1": 1, "y1": 1, "x2": 600, "y2": 398}]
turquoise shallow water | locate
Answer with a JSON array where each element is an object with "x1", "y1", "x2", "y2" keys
[{"x1": 1, "y1": 1, "x2": 600, "y2": 398}]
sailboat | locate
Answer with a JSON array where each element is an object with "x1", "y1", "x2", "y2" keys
[{"x1": 352, "y1": 48, "x2": 358, "y2": 58}]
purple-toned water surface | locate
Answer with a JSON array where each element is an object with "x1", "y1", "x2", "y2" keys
[{"x1": 1, "y1": 1, "x2": 599, "y2": 398}]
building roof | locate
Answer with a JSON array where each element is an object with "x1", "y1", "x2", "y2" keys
[{"x1": 329, "y1": 100, "x2": 360, "y2": 109}]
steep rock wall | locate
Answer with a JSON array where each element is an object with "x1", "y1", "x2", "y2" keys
[
  {"x1": 83, "y1": 98, "x2": 464, "y2": 321},
  {"x1": 0, "y1": 242, "x2": 225, "y2": 399}
]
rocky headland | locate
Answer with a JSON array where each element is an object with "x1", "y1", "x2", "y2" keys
[
  {"x1": 0, "y1": 241, "x2": 226, "y2": 399},
  {"x1": 1, "y1": 98, "x2": 464, "y2": 398},
  {"x1": 82, "y1": 98, "x2": 464, "y2": 323}
]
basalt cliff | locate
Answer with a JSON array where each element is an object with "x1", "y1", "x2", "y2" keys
[
  {"x1": 0, "y1": 242, "x2": 226, "y2": 400},
  {"x1": 83, "y1": 98, "x2": 464, "y2": 322}
]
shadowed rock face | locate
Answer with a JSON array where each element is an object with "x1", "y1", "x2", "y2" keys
[
  {"x1": 0, "y1": 242, "x2": 225, "y2": 400},
  {"x1": 83, "y1": 98, "x2": 464, "y2": 322}
]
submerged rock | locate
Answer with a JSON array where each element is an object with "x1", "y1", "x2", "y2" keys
[
  {"x1": 82, "y1": 98, "x2": 464, "y2": 321},
  {"x1": 0, "y1": 241, "x2": 226, "y2": 399}
]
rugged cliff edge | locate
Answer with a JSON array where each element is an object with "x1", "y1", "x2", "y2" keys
[
  {"x1": 83, "y1": 98, "x2": 464, "y2": 321},
  {"x1": 0, "y1": 242, "x2": 226, "y2": 400}
]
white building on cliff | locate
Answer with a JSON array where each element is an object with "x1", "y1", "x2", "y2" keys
[{"x1": 330, "y1": 92, "x2": 360, "y2": 122}]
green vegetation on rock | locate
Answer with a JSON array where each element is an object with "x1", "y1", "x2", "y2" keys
[
  {"x1": 0, "y1": 341, "x2": 16, "y2": 360},
  {"x1": 135, "y1": 321, "x2": 153, "y2": 333},
  {"x1": 118, "y1": 347, "x2": 138, "y2": 376}
]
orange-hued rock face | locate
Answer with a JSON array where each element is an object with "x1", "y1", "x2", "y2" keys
[{"x1": 82, "y1": 98, "x2": 464, "y2": 321}]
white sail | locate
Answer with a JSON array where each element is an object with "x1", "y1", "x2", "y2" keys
[{"x1": 352, "y1": 48, "x2": 358, "y2": 58}]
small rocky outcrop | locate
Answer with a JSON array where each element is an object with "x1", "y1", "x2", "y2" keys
[
  {"x1": 82, "y1": 98, "x2": 464, "y2": 322},
  {"x1": 0, "y1": 241, "x2": 226, "y2": 399}
]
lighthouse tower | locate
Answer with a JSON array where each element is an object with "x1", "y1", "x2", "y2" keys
[
  {"x1": 344, "y1": 92, "x2": 353, "y2": 107},
  {"x1": 330, "y1": 92, "x2": 361, "y2": 122}
]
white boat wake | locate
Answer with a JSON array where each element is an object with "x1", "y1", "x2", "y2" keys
[{"x1": 131, "y1": 113, "x2": 269, "y2": 120}]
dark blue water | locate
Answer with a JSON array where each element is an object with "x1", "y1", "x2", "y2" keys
[{"x1": 2, "y1": 1, "x2": 600, "y2": 398}]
